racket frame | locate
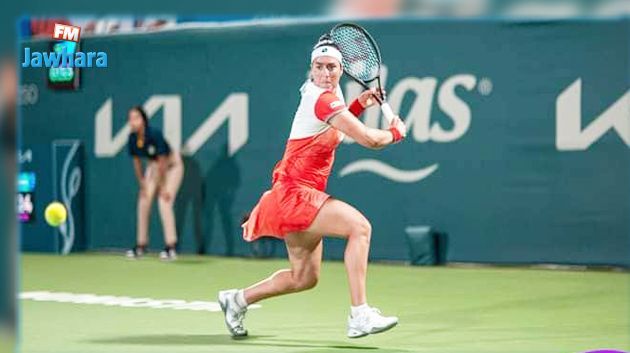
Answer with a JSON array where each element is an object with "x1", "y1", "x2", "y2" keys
[{"x1": 330, "y1": 23, "x2": 396, "y2": 123}]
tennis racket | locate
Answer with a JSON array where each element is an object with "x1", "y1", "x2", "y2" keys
[{"x1": 329, "y1": 23, "x2": 396, "y2": 123}]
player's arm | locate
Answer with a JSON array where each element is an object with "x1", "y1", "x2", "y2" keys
[
  {"x1": 315, "y1": 90, "x2": 406, "y2": 149},
  {"x1": 329, "y1": 111, "x2": 405, "y2": 150}
]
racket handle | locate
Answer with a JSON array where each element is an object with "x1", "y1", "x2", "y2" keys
[{"x1": 380, "y1": 102, "x2": 396, "y2": 124}]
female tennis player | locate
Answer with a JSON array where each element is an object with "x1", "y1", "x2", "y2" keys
[
  {"x1": 126, "y1": 106, "x2": 184, "y2": 261},
  {"x1": 219, "y1": 37, "x2": 406, "y2": 338}
]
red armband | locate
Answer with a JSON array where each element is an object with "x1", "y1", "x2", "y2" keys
[
  {"x1": 348, "y1": 99, "x2": 365, "y2": 117},
  {"x1": 389, "y1": 127, "x2": 403, "y2": 143}
]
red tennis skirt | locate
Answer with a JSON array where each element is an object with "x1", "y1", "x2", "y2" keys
[{"x1": 242, "y1": 182, "x2": 330, "y2": 241}]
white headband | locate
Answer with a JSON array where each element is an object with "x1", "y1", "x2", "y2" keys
[{"x1": 311, "y1": 45, "x2": 343, "y2": 64}]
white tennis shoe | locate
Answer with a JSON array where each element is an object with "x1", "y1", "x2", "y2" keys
[
  {"x1": 347, "y1": 306, "x2": 398, "y2": 338},
  {"x1": 218, "y1": 289, "x2": 248, "y2": 337}
]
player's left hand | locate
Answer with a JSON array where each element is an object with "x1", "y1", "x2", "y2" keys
[
  {"x1": 389, "y1": 116, "x2": 407, "y2": 144},
  {"x1": 358, "y1": 88, "x2": 385, "y2": 108}
]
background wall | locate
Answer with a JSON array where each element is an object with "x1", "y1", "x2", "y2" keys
[{"x1": 20, "y1": 19, "x2": 630, "y2": 266}]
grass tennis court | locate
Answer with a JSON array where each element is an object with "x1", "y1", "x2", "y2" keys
[{"x1": 20, "y1": 253, "x2": 628, "y2": 353}]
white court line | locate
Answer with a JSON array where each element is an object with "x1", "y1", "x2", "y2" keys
[{"x1": 20, "y1": 291, "x2": 261, "y2": 312}]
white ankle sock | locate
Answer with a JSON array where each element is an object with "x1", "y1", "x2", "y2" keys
[
  {"x1": 235, "y1": 289, "x2": 248, "y2": 309},
  {"x1": 351, "y1": 303, "x2": 369, "y2": 317}
]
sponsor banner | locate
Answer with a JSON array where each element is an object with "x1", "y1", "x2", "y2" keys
[{"x1": 20, "y1": 19, "x2": 630, "y2": 265}]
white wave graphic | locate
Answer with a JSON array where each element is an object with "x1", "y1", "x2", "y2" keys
[{"x1": 339, "y1": 159, "x2": 439, "y2": 183}]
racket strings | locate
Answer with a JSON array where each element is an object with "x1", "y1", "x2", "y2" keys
[{"x1": 330, "y1": 26, "x2": 380, "y2": 82}]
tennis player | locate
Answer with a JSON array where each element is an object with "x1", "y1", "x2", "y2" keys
[
  {"x1": 126, "y1": 106, "x2": 184, "y2": 261},
  {"x1": 219, "y1": 36, "x2": 406, "y2": 338}
]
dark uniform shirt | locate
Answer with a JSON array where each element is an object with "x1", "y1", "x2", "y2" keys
[{"x1": 127, "y1": 126, "x2": 171, "y2": 160}]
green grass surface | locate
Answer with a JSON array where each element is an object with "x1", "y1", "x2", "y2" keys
[
  {"x1": 1, "y1": 329, "x2": 15, "y2": 353},
  {"x1": 20, "y1": 253, "x2": 629, "y2": 353}
]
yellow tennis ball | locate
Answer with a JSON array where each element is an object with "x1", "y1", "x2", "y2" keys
[{"x1": 45, "y1": 202, "x2": 67, "y2": 227}]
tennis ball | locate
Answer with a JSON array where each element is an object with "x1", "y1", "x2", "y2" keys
[{"x1": 45, "y1": 202, "x2": 67, "y2": 227}]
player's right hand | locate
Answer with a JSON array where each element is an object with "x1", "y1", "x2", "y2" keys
[{"x1": 358, "y1": 88, "x2": 386, "y2": 108}]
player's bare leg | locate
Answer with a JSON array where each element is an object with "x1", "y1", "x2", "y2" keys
[
  {"x1": 306, "y1": 198, "x2": 398, "y2": 338},
  {"x1": 306, "y1": 198, "x2": 369, "y2": 305},
  {"x1": 219, "y1": 232, "x2": 322, "y2": 337},
  {"x1": 244, "y1": 232, "x2": 323, "y2": 303}
]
